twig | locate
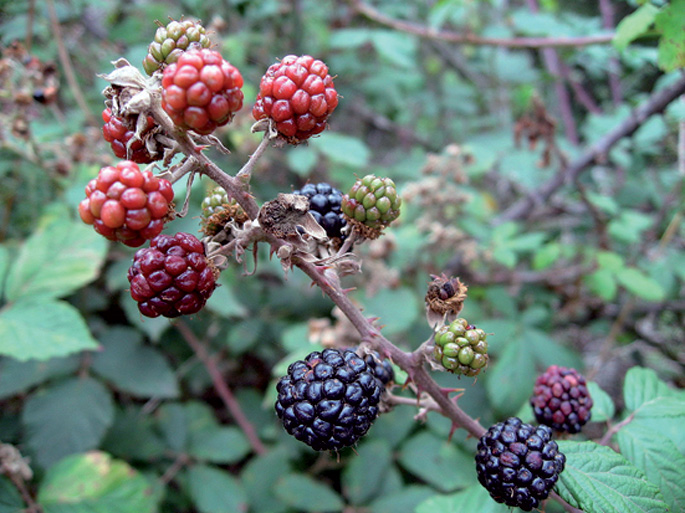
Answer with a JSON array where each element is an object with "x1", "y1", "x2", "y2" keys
[
  {"x1": 560, "y1": 62, "x2": 602, "y2": 115},
  {"x1": 349, "y1": 0, "x2": 614, "y2": 49},
  {"x1": 7, "y1": 473, "x2": 41, "y2": 513},
  {"x1": 598, "y1": 412, "x2": 635, "y2": 446},
  {"x1": 236, "y1": 132, "x2": 274, "y2": 181},
  {"x1": 45, "y1": 0, "x2": 97, "y2": 126},
  {"x1": 175, "y1": 320, "x2": 268, "y2": 455},
  {"x1": 497, "y1": 73, "x2": 685, "y2": 222},
  {"x1": 159, "y1": 452, "x2": 189, "y2": 485},
  {"x1": 598, "y1": 0, "x2": 622, "y2": 106}
]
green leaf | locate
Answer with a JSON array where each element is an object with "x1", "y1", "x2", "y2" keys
[
  {"x1": 310, "y1": 133, "x2": 370, "y2": 168},
  {"x1": 0, "y1": 246, "x2": 9, "y2": 301},
  {"x1": 342, "y1": 439, "x2": 393, "y2": 505},
  {"x1": 120, "y1": 292, "x2": 171, "y2": 342},
  {"x1": 629, "y1": 397, "x2": 685, "y2": 453},
  {"x1": 587, "y1": 381, "x2": 615, "y2": 422},
  {"x1": 286, "y1": 146, "x2": 318, "y2": 177},
  {"x1": 101, "y1": 407, "x2": 166, "y2": 461},
  {"x1": 655, "y1": 0, "x2": 685, "y2": 71},
  {"x1": 0, "y1": 298, "x2": 99, "y2": 361},
  {"x1": 0, "y1": 356, "x2": 79, "y2": 399},
  {"x1": 618, "y1": 424, "x2": 685, "y2": 513},
  {"x1": 356, "y1": 287, "x2": 419, "y2": 336},
  {"x1": 491, "y1": 247, "x2": 517, "y2": 268},
  {"x1": 370, "y1": 30, "x2": 417, "y2": 68},
  {"x1": 274, "y1": 474, "x2": 344, "y2": 512},
  {"x1": 188, "y1": 425, "x2": 252, "y2": 464},
  {"x1": 398, "y1": 431, "x2": 476, "y2": 492},
  {"x1": 91, "y1": 327, "x2": 179, "y2": 399},
  {"x1": 597, "y1": 251, "x2": 625, "y2": 271},
  {"x1": 527, "y1": 328, "x2": 583, "y2": 370},
  {"x1": 22, "y1": 377, "x2": 114, "y2": 468},
  {"x1": 616, "y1": 267, "x2": 665, "y2": 301},
  {"x1": 614, "y1": 4, "x2": 660, "y2": 50},
  {"x1": 205, "y1": 274, "x2": 248, "y2": 318},
  {"x1": 556, "y1": 440, "x2": 668, "y2": 513},
  {"x1": 369, "y1": 485, "x2": 435, "y2": 513},
  {"x1": 417, "y1": 484, "x2": 510, "y2": 513},
  {"x1": 185, "y1": 464, "x2": 248, "y2": 513},
  {"x1": 584, "y1": 268, "x2": 617, "y2": 301},
  {"x1": 486, "y1": 338, "x2": 536, "y2": 415},
  {"x1": 532, "y1": 243, "x2": 561, "y2": 270},
  {"x1": 4, "y1": 218, "x2": 107, "y2": 302},
  {"x1": 0, "y1": 476, "x2": 24, "y2": 513},
  {"x1": 623, "y1": 366, "x2": 676, "y2": 411},
  {"x1": 38, "y1": 451, "x2": 157, "y2": 513},
  {"x1": 242, "y1": 448, "x2": 292, "y2": 513}
]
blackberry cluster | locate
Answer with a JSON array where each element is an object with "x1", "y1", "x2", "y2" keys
[
  {"x1": 102, "y1": 108, "x2": 159, "y2": 164},
  {"x1": 531, "y1": 365, "x2": 593, "y2": 434},
  {"x1": 275, "y1": 348, "x2": 383, "y2": 451},
  {"x1": 363, "y1": 351, "x2": 394, "y2": 386},
  {"x1": 200, "y1": 185, "x2": 248, "y2": 237},
  {"x1": 341, "y1": 174, "x2": 401, "y2": 239},
  {"x1": 252, "y1": 54, "x2": 338, "y2": 143},
  {"x1": 292, "y1": 182, "x2": 347, "y2": 241},
  {"x1": 433, "y1": 318, "x2": 488, "y2": 376},
  {"x1": 127, "y1": 232, "x2": 217, "y2": 318},
  {"x1": 143, "y1": 19, "x2": 211, "y2": 76},
  {"x1": 476, "y1": 417, "x2": 566, "y2": 511}
]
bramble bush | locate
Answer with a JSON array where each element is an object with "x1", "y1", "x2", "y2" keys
[{"x1": 0, "y1": 1, "x2": 684, "y2": 513}]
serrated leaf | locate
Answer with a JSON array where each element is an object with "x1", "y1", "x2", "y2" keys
[
  {"x1": 0, "y1": 356, "x2": 79, "y2": 399},
  {"x1": 274, "y1": 474, "x2": 343, "y2": 512},
  {"x1": 356, "y1": 286, "x2": 419, "y2": 336},
  {"x1": 188, "y1": 425, "x2": 252, "y2": 464},
  {"x1": 655, "y1": 0, "x2": 685, "y2": 71},
  {"x1": 614, "y1": 4, "x2": 660, "y2": 50},
  {"x1": 91, "y1": 327, "x2": 179, "y2": 399},
  {"x1": 101, "y1": 407, "x2": 166, "y2": 461},
  {"x1": 22, "y1": 377, "x2": 114, "y2": 468},
  {"x1": 342, "y1": 439, "x2": 392, "y2": 505},
  {"x1": 417, "y1": 484, "x2": 510, "y2": 513},
  {"x1": 486, "y1": 338, "x2": 536, "y2": 415},
  {"x1": 310, "y1": 133, "x2": 370, "y2": 168},
  {"x1": 4, "y1": 218, "x2": 107, "y2": 302},
  {"x1": 242, "y1": 448, "x2": 292, "y2": 513},
  {"x1": 597, "y1": 251, "x2": 625, "y2": 271},
  {"x1": 0, "y1": 476, "x2": 23, "y2": 513},
  {"x1": 556, "y1": 440, "x2": 668, "y2": 513},
  {"x1": 398, "y1": 431, "x2": 476, "y2": 492},
  {"x1": 587, "y1": 382, "x2": 615, "y2": 422},
  {"x1": 584, "y1": 268, "x2": 617, "y2": 301},
  {"x1": 491, "y1": 247, "x2": 517, "y2": 268},
  {"x1": 615, "y1": 267, "x2": 665, "y2": 301},
  {"x1": 618, "y1": 424, "x2": 685, "y2": 513},
  {"x1": 623, "y1": 366, "x2": 676, "y2": 411},
  {"x1": 629, "y1": 397, "x2": 685, "y2": 453},
  {"x1": 38, "y1": 451, "x2": 157, "y2": 513},
  {"x1": 532, "y1": 243, "x2": 561, "y2": 270},
  {"x1": 0, "y1": 298, "x2": 99, "y2": 361},
  {"x1": 185, "y1": 464, "x2": 248, "y2": 513}
]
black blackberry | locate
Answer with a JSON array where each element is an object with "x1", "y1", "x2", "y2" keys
[
  {"x1": 363, "y1": 351, "x2": 394, "y2": 386},
  {"x1": 531, "y1": 365, "x2": 593, "y2": 434},
  {"x1": 293, "y1": 182, "x2": 347, "y2": 241},
  {"x1": 475, "y1": 417, "x2": 566, "y2": 511},
  {"x1": 275, "y1": 348, "x2": 382, "y2": 451}
]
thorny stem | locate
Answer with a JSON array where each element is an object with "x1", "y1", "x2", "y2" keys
[
  {"x1": 236, "y1": 131, "x2": 275, "y2": 181},
  {"x1": 175, "y1": 320, "x2": 267, "y2": 455}
]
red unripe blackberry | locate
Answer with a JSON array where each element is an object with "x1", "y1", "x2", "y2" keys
[
  {"x1": 275, "y1": 348, "x2": 383, "y2": 451},
  {"x1": 127, "y1": 232, "x2": 218, "y2": 318},
  {"x1": 78, "y1": 161, "x2": 174, "y2": 247},
  {"x1": 102, "y1": 108, "x2": 159, "y2": 163},
  {"x1": 530, "y1": 365, "x2": 593, "y2": 434},
  {"x1": 161, "y1": 48, "x2": 244, "y2": 135},
  {"x1": 252, "y1": 54, "x2": 338, "y2": 143},
  {"x1": 476, "y1": 417, "x2": 566, "y2": 511}
]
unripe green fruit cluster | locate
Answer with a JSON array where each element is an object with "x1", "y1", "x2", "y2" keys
[
  {"x1": 201, "y1": 186, "x2": 230, "y2": 216},
  {"x1": 341, "y1": 174, "x2": 401, "y2": 228},
  {"x1": 434, "y1": 318, "x2": 488, "y2": 376},
  {"x1": 143, "y1": 19, "x2": 211, "y2": 75}
]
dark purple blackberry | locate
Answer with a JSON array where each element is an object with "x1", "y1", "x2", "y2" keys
[
  {"x1": 363, "y1": 351, "x2": 394, "y2": 386},
  {"x1": 531, "y1": 365, "x2": 593, "y2": 434},
  {"x1": 275, "y1": 348, "x2": 382, "y2": 451},
  {"x1": 293, "y1": 182, "x2": 347, "y2": 241},
  {"x1": 475, "y1": 417, "x2": 566, "y2": 511}
]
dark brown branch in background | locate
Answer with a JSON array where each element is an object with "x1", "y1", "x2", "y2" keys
[
  {"x1": 175, "y1": 320, "x2": 268, "y2": 455},
  {"x1": 560, "y1": 62, "x2": 602, "y2": 115},
  {"x1": 45, "y1": 0, "x2": 97, "y2": 126},
  {"x1": 497, "y1": 72, "x2": 685, "y2": 223},
  {"x1": 349, "y1": 0, "x2": 614, "y2": 48}
]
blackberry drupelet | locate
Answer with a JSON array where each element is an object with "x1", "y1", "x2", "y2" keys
[
  {"x1": 275, "y1": 348, "x2": 383, "y2": 451},
  {"x1": 363, "y1": 351, "x2": 394, "y2": 387},
  {"x1": 476, "y1": 417, "x2": 566, "y2": 511},
  {"x1": 293, "y1": 182, "x2": 347, "y2": 241},
  {"x1": 531, "y1": 365, "x2": 593, "y2": 434}
]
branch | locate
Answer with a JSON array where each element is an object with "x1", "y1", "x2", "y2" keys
[
  {"x1": 349, "y1": 0, "x2": 614, "y2": 49},
  {"x1": 497, "y1": 73, "x2": 685, "y2": 222},
  {"x1": 175, "y1": 320, "x2": 268, "y2": 455}
]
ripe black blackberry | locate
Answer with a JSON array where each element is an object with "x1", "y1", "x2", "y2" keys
[
  {"x1": 293, "y1": 182, "x2": 347, "y2": 242},
  {"x1": 475, "y1": 417, "x2": 566, "y2": 511},
  {"x1": 275, "y1": 348, "x2": 383, "y2": 451},
  {"x1": 363, "y1": 351, "x2": 394, "y2": 386},
  {"x1": 531, "y1": 365, "x2": 593, "y2": 434}
]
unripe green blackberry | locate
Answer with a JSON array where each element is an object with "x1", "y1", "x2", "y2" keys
[
  {"x1": 341, "y1": 175, "x2": 401, "y2": 238},
  {"x1": 200, "y1": 186, "x2": 248, "y2": 237},
  {"x1": 433, "y1": 318, "x2": 489, "y2": 376},
  {"x1": 143, "y1": 19, "x2": 211, "y2": 76}
]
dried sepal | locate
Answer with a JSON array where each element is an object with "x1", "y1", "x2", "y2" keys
[{"x1": 425, "y1": 274, "x2": 468, "y2": 326}]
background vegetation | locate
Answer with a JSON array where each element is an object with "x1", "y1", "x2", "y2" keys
[{"x1": 0, "y1": 1, "x2": 683, "y2": 512}]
